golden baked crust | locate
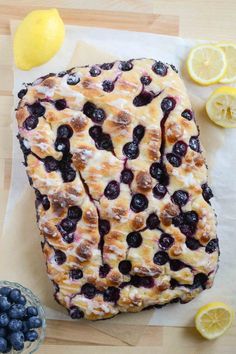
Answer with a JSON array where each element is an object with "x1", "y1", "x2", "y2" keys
[{"x1": 16, "y1": 59, "x2": 218, "y2": 320}]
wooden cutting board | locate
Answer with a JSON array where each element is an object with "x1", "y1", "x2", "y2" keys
[{"x1": 0, "y1": 4, "x2": 235, "y2": 354}]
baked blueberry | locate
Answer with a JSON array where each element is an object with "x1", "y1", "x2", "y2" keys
[
  {"x1": 118, "y1": 260, "x2": 132, "y2": 275},
  {"x1": 152, "y1": 61, "x2": 168, "y2": 76},
  {"x1": 150, "y1": 162, "x2": 169, "y2": 185},
  {"x1": 28, "y1": 102, "x2": 45, "y2": 117},
  {"x1": 69, "y1": 269, "x2": 83, "y2": 280},
  {"x1": 102, "y1": 80, "x2": 114, "y2": 92},
  {"x1": 161, "y1": 97, "x2": 176, "y2": 113},
  {"x1": 140, "y1": 75, "x2": 152, "y2": 85},
  {"x1": 127, "y1": 232, "x2": 142, "y2": 248},
  {"x1": 205, "y1": 239, "x2": 218, "y2": 254},
  {"x1": 189, "y1": 136, "x2": 200, "y2": 152},
  {"x1": 186, "y1": 237, "x2": 201, "y2": 250},
  {"x1": 89, "y1": 66, "x2": 101, "y2": 77},
  {"x1": 123, "y1": 142, "x2": 139, "y2": 159},
  {"x1": 44, "y1": 156, "x2": 59, "y2": 172},
  {"x1": 104, "y1": 181, "x2": 120, "y2": 200},
  {"x1": 98, "y1": 219, "x2": 110, "y2": 237},
  {"x1": 67, "y1": 74, "x2": 80, "y2": 85},
  {"x1": 68, "y1": 206, "x2": 82, "y2": 221},
  {"x1": 24, "y1": 116, "x2": 39, "y2": 130},
  {"x1": 96, "y1": 133, "x2": 113, "y2": 151},
  {"x1": 54, "y1": 250, "x2": 66, "y2": 265},
  {"x1": 81, "y1": 283, "x2": 96, "y2": 299},
  {"x1": 55, "y1": 99, "x2": 67, "y2": 110},
  {"x1": 202, "y1": 183, "x2": 213, "y2": 203},
  {"x1": 89, "y1": 125, "x2": 102, "y2": 139},
  {"x1": 17, "y1": 89, "x2": 28, "y2": 99},
  {"x1": 55, "y1": 138, "x2": 70, "y2": 153},
  {"x1": 181, "y1": 109, "x2": 193, "y2": 121},
  {"x1": 133, "y1": 91, "x2": 153, "y2": 107},
  {"x1": 120, "y1": 169, "x2": 134, "y2": 184},
  {"x1": 173, "y1": 141, "x2": 188, "y2": 157},
  {"x1": 169, "y1": 259, "x2": 186, "y2": 271},
  {"x1": 171, "y1": 190, "x2": 189, "y2": 206},
  {"x1": 99, "y1": 264, "x2": 111, "y2": 278},
  {"x1": 130, "y1": 193, "x2": 148, "y2": 212},
  {"x1": 60, "y1": 218, "x2": 76, "y2": 233},
  {"x1": 153, "y1": 184, "x2": 167, "y2": 199},
  {"x1": 146, "y1": 213, "x2": 160, "y2": 229},
  {"x1": 57, "y1": 125, "x2": 73, "y2": 139},
  {"x1": 153, "y1": 251, "x2": 169, "y2": 265},
  {"x1": 119, "y1": 61, "x2": 133, "y2": 71},
  {"x1": 100, "y1": 62, "x2": 114, "y2": 70},
  {"x1": 133, "y1": 125, "x2": 145, "y2": 143},
  {"x1": 69, "y1": 306, "x2": 84, "y2": 319},
  {"x1": 103, "y1": 287, "x2": 120, "y2": 302},
  {"x1": 92, "y1": 108, "x2": 106, "y2": 123},
  {"x1": 166, "y1": 153, "x2": 181, "y2": 167},
  {"x1": 159, "y1": 233, "x2": 174, "y2": 250}
]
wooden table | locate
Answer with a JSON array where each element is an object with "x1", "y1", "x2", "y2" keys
[{"x1": 0, "y1": 1, "x2": 236, "y2": 353}]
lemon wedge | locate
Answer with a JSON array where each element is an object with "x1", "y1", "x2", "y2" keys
[
  {"x1": 187, "y1": 44, "x2": 227, "y2": 85},
  {"x1": 206, "y1": 86, "x2": 236, "y2": 128},
  {"x1": 216, "y1": 42, "x2": 236, "y2": 83},
  {"x1": 195, "y1": 302, "x2": 234, "y2": 340},
  {"x1": 14, "y1": 8, "x2": 65, "y2": 70}
]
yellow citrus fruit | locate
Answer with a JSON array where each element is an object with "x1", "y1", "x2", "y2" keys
[
  {"x1": 14, "y1": 8, "x2": 65, "y2": 70},
  {"x1": 187, "y1": 44, "x2": 227, "y2": 85},
  {"x1": 216, "y1": 42, "x2": 236, "y2": 83},
  {"x1": 206, "y1": 86, "x2": 236, "y2": 128},
  {"x1": 195, "y1": 302, "x2": 234, "y2": 340}
]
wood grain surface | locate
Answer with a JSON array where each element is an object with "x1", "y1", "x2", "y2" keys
[{"x1": 0, "y1": 1, "x2": 235, "y2": 353}]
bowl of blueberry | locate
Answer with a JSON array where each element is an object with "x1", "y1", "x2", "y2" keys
[{"x1": 0, "y1": 281, "x2": 46, "y2": 353}]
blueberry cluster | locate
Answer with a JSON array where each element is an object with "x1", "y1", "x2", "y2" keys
[{"x1": 0, "y1": 287, "x2": 42, "y2": 353}]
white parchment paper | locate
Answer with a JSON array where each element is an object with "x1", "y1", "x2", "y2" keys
[{"x1": 1, "y1": 24, "x2": 235, "y2": 327}]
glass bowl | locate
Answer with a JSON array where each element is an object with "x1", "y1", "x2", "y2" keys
[{"x1": 0, "y1": 281, "x2": 46, "y2": 354}]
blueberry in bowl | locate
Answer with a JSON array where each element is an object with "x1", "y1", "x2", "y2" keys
[{"x1": 0, "y1": 281, "x2": 46, "y2": 353}]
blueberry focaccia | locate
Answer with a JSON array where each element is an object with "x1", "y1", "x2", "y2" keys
[{"x1": 16, "y1": 59, "x2": 219, "y2": 320}]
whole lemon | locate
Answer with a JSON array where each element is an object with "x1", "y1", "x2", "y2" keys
[{"x1": 14, "y1": 8, "x2": 65, "y2": 70}]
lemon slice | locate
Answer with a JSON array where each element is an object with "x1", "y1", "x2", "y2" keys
[
  {"x1": 14, "y1": 9, "x2": 65, "y2": 70},
  {"x1": 216, "y1": 42, "x2": 236, "y2": 83},
  {"x1": 206, "y1": 86, "x2": 236, "y2": 128},
  {"x1": 195, "y1": 302, "x2": 234, "y2": 340},
  {"x1": 187, "y1": 44, "x2": 227, "y2": 85}
]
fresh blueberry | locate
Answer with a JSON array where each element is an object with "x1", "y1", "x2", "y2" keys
[
  {"x1": 0, "y1": 288, "x2": 11, "y2": 297},
  {"x1": 0, "y1": 338, "x2": 7, "y2": 353},
  {"x1": 21, "y1": 321, "x2": 28, "y2": 333},
  {"x1": 98, "y1": 219, "x2": 110, "y2": 237},
  {"x1": 123, "y1": 142, "x2": 139, "y2": 159},
  {"x1": 0, "y1": 297, "x2": 11, "y2": 311},
  {"x1": 89, "y1": 66, "x2": 101, "y2": 77},
  {"x1": 102, "y1": 80, "x2": 114, "y2": 92},
  {"x1": 57, "y1": 125, "x2": 73, "y2": 139},
  {"x1": 126, "y1": 232, "x2": 142, "y2": 248},
  {"x1": 69, "y1": 306, "x2": 84, "y2": 319},
  {"x1": 173, "y1": 141, "x2": 188, "y2": 157},
  {"x1": 103, "y1": 287, "x2": 120, "y2": 302},
  {"x1": 104, "y1": 181, "x2": 120, "y2": 200},
  {"x1": 152, "y1": 61, "x2": 168, "y2": 76},
  {"x1": 55, "y1": 99, "x2": 67, "y2": 110},
  {"x1": 99, "y1": 264, "x2": 111, "y2": 278},
  {"x1": 67, "y1": 74, "x2": 80, "y2": 85},
  {"x1": 153, "y1": 183, "x2": 167, "y2": 199},
  {"x1": 119, "y1": 61, "x2": 133, "y2": 71},
  {"x1": 133, "y1": 125, "x2": 145, "y2": 143},
  {"x1": 9, "y1": 289, "x2": 21, "y2": 303},
  {"x1": 133, "y1": 91, "x2": 153, "y2": 107},
  {"x1": 69, "y1": 269, "x2": 83, "y2": 280},
  {"x1": 81, "y1": 284, "x2": 97, "y2": 299},
  {"x1": 8, "y1": 319, "x2": 23, "y2": 332},
  {"x1": 153, "y1": 251, "x2": 169, "y2": 265},
  {"x1": 120, "y1": 169, "x2": 134, "y2": 184},
  {"x1": 0, "y1": 313, "x2": 9, "y2": 327},
  {"x1": 9, "y1": 331, "x2": 24, "y2": 351},
  {"x1": 17, "y1": 295, "x2": 26, "y2": 306},
  {"x1": 166, "y1": 153, "x2": 181, "y2": 167},
  {"x1": 130, "y1": 193, "x2": 148, "y2": 213},
  {"x1": 118, "y1": 260, "x2": 132, "y2": 275},
  {"x1": 181, "y1": 109, "x2": 193, "y2": 121},
  {"x1": 27, "y1": 316, "x2": 42, "y2": 329},
  {"x1": 24, "y1": 330, "x2": 38, "y2": 342},
  {"x1": 140, "y1": 75, "x2": 152, "y2": 85},
  {"x1": 25, "y1": 306, "x2": 38, "y2": 318},
  {"x1": 24, "y1": 115, "x2": 39, "y2": 130},
  {"x1": 171, "y1": 190, "x2": 189, "y2": 207},
  {"x1": 8, "y1": 304, "x2": 25, "y2": 320},
  {"x1": 146, "y1": 213, "x2": 160, "y2": 229},
  {"x1": 0, "y1": 328, "x2": 6, "y2": 337},
  {"x1": 161, "y1": 97, "x2": 176, "y2": 113},
  {"x1": 68, "y1": 206, "x2": 82, "y2": 221}
]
